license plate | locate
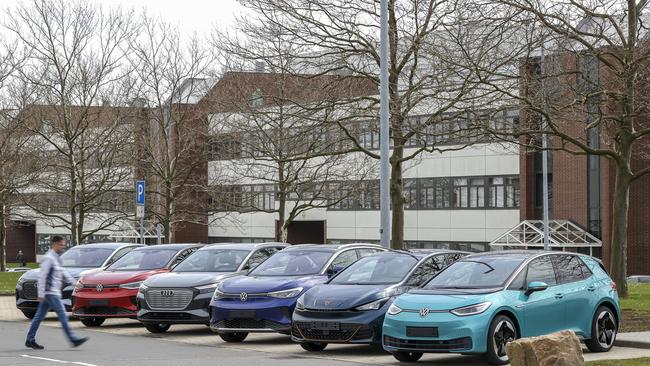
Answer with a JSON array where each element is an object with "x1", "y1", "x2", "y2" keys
[
  {"x1": 88, "y1": 299, "x2": 109, "y2": 306},
  {"x1": 406, "y1": 326, "x2": 438, "y2": 337},
  {"x1": 312, "y1": 322, "x2": 340, "y2": 330},
  {"x1": 230, "y1": 310, "x2": 255, "y2": 318}
]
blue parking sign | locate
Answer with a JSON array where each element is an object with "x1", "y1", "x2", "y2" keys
[{"x1": 136, "y1": 180, "x2": 145, "y2": 206}]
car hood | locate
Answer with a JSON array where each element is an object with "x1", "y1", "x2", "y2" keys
[
  {"x1": 144, "y1": 272, "x2": 242, "y2": 288},
  {"x1": 20, "y1": 267, "x2": 98, "y2": 281},
  {"x1": 220, "y1": 274, "x2": 329, "y2": 294},
  {"x1": 302, "y1": 284, "x2": 401, "y2": 310},
  {"x1": 80, "y1": 269, "x2": 168, "y2": 285},
  {"x1": 394, "y1": 290, "x2": 493, "y2": 311}
]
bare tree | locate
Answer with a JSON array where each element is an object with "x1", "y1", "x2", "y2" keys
[
  {"x1": 234, "y1": 0, "x2": 503, "y2": 249},
  {"x1": 126, "y1": 15, "x2": 216, "y2": 243},
  {"x1": 454, "y1": 0, "x2": 650, "y2": 296},
  {"x1": 5, "y1": 0, "x2": 139, "y2": 247}
]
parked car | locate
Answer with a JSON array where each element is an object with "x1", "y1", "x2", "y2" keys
[
  {"x1": 72, "y1": 244, "x2": 201, "y2": 327},
  {"x1": 382, "y1": 250, "x2": 620, "y2": 365},
  {"x1": 15, "y1": 242, "x2": 141, "y2": 319},
  {"x1": 137, "y1": 242, "x2": 287, "y2": 333},
  {"x1": 292, "y1": 250, "x2": 468, "y2": 351},
  {"x1": 7, "y1": 267, "x2": 32, "y2": 273},
  {"x1": 209, "y1": 243, "x2": 386, "y2": 342}
]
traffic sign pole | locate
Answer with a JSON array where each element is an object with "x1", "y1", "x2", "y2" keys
[{"x1": 135, "y1": 181, "x2": 145, "y2": 245}]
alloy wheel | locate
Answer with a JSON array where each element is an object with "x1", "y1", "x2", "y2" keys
[
  {"x1": 596, "y1": 310, "x2": 617, "y2": 348},
  {"x1": 492, "y1": 319, "x2": 516, "y2": 361}
]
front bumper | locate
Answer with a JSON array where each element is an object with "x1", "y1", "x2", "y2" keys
[
  {"x1": 16, "y1": 282, "x2": 74, "y2": 312},
  {"x1": 137, "y1": 288, "x2": 212, "y2": 325},
  {"x1": 210, "y1": 297, "x2": 295, "y2": 334},
  {"x1": 382, "y1": 310, "x2": 492, "y2": 354},
  {"x1": 72, "y1": 287, "x2": 138, "y2": 318},
  {"x1": 291, "y1": 306, "x2": 387, "y2": 344}
]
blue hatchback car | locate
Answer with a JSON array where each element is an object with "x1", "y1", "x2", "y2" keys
[
  {"x1": 383, "y1": 251, "x2": 620, "y2": 365},
  {"x1": 292, "y1": 250, "x2": 467, "y2": 351},
  {"x1": 209, "y1": 244, "x2": 385, "y2": 342}
]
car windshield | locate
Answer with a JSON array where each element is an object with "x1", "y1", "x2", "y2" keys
[
  {"x1": 423, "y1": 257, "x2": 524, "y2": 289},
  {"x1": 173, "y1": 249, "x2": 250, "y2": 273},
  {"x1": 60, "y1": 247, "x2": 115, "y2": 268},
  {"x1": 330, "y1": 255, "x2": 417, "y2": 285},
  {"x1": 108, "y1": 249, "x2": 178, "y2": 271},
  {"x1": 250, "y1": 250, "x2": 332, "y2": 276}
]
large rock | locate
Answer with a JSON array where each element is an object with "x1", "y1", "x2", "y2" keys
[{"x1": 506, "y1": 330, "x2": 584, "y2": 366}]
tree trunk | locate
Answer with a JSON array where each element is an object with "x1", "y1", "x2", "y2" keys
[
  {"x1": 0, "y1": 199, "x2": 7, "y2": 272},
  {"x1": 390, "y1": 147, "x2": 404, "y2": 250},
  {"x1": 610, "y1": 162, "x2": 631, "y2": 298},
  {"x1": 276, "y1": 163, "x2": 288, "y2": 243}
]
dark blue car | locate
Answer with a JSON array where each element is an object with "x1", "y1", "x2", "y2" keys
[
  {"x1": 209, "y1": 244, "x2": 385, "y2": 342},
  {"x1": 291, "y1": 250, "x2": 468, "y2": 351}
]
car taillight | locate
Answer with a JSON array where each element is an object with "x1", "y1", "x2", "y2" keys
[{"x1": 611, "y1": 282, "x2": 617, "y2": 290}]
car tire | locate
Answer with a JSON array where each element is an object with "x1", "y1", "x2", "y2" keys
[
  {"x1": 300, "y1": 342, "x2": 328, "y2": 352},
  {"x1": 144, "y1": 323, "x2": 171, "y2": 333},
  {"x1": 219, "y1": 332, "x2": 248, "y2": 342},
  {"x1": 585, "y1": 306, "x2": 617, "y2": 353},
  {"x1": 392, "y1": 351, "x2": 423, "y2": 362},
  {"x1": 80, "y1": 317, "x2": 105, "y2": 327},
  {"x1": 21, "y1": 311, "x2": 36, "y2": 319},
  {"x1": 485, "y1": 314, "x2": 518, "y2": 365}
]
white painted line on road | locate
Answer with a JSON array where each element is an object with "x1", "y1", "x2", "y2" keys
[{"x1": 21, "y1": 354, "x2": 98, "y2": 366}]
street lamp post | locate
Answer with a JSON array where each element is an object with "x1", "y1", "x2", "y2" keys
[{"x1": 379, "y1": 0, "x2": 391, "y2": 248}]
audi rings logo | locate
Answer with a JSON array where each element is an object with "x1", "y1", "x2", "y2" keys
[
  {"x1": 239, "y1": 292, "x2": 248, "y2": 302},
  {"x1": 419, "y1": 308, "x2": 430, "y2": 317},
  {"x1": 161, "y1": 290, "x2": 174, "y2": 297},
  {"x1": 95, "y1": 284, "x2": 103, "y2": 292}
]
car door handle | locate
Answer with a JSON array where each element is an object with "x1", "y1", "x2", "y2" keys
[
  {"x1": 554, "y1": 293, "x2": 564, "y2": 299},
  {"x1": 587, "y1": 285, "x2": 596, "y2": 292}
]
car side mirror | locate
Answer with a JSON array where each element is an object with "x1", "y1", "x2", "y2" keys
[
  {"x1": 525, "y1": 281, "x2": 548, "y2": 296},
  {"x1": 327, "y1": 264, "x2": 345, "y2": 278}
]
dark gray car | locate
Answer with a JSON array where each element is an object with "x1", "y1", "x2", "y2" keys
[
  {"x1": 15, "y1": 242, "x2": 141, "y2": 319},
  {"x1": 136, "y1": 242, "x2": 287, "y2": 333}
]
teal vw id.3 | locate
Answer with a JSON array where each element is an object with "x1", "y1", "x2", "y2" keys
[{"x1": 382, "y1": 251, "x2": 620, "y2": 365}]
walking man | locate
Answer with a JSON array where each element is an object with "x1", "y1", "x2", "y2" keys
[
  {"x1": 16, "y1": 250, "x2": 26, "y2": 267},
  {"x1": 25, "y1": 236, "x2": 89, "y2": 349}
]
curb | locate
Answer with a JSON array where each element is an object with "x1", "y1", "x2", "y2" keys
[{"x1": 614, "y1": 339, "x2": 650, "y2": 350}]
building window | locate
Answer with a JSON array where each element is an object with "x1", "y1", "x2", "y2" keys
[
  {"x1": 404, "y1": 179, "x2": 418, "y2": 209},
  {"x1": 469, "y1": 178, "x2": 485, "y2": 208},
  {"x1": 488, "y1": 176, "x2": 520, "y2": 208},
  {"x1": 359, "y1": 181, "x2": 379, "y2": 210},
  {"x1": 452, "y1": 178, "x2": 469, "y2": 208}
]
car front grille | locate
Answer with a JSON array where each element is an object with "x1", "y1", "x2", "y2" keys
[
  {"x1": 293, "y1": 322, "x2": 371, "y2": 342},
  {"x1": 140, "y1": 312, "x2": 195, "y2": 321},
  {"x1": 22, "y1": 282, "x2": 38, "y2": 300},
  {"x1": 146, "y1": 289, "x2": 194, "y2": 310},
  {"x1": 383, "y1": 335, "x2": 473, "y2": 351},
  {"x1": 214, "y1": 319, "x2": 289, "y2": 331},
  {"x1": 74, "y1": 307, "x2": 136, "y2": 317}
]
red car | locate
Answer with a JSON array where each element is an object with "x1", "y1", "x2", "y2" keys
[{"x1": 72, "y1": 244, "x2": 201, "y2": 327}]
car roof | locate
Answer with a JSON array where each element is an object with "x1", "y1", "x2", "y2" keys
[
  {"x1": 201, "y1": 242, "x2": 287, "y2": 251},
  {"x1": 462, "y1": 250, "x2": 553, "y2": 260},
  {"x1": 69, "y1": 242, "x2": 140, "y2": 250},
  {"x1": 132, "y1": 243, "x2": 202, "y2": 251},
  {"x1": 361, "y1": 249, "x2": 466, "y2": 260},
  {"x1": 283, "y1": 243, "x2": 385, "y2": 252}
]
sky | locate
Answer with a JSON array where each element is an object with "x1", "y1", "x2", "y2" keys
[{"x1": 1, "y1": 0, "x2": 246, "y2": 39}]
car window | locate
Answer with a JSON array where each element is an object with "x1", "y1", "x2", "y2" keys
[
  {"x1": 444, "y1": 252, "x2": 467, "y2": 265},
  {"x1": 250, "y1": 250, "x2": 332, "y2": 276},
  {"x1": 246, "y1": 247, "x2": 279, "y2": 269},
  {"x1": 424, "y1": 257, "x2": 524, "y2": 289},
  {"x1": 173, "y1": 249, "x2": 250, "y2": 272},
  {"x1": 329, "y1": 250, "x2": 358, "y2": 271},
  {"x1": 108, "y1": 249, "x2": 179, "y2": 271},
  {"x1": 356, "y1": 248, "x2": 381, "y2": 258},
  {"x1": 507, "y1": 267, "x2": 527, "y2": 290},
  {"x1": 60, "y1": 247, "x2": 115, "y2": 268},
  {"x1": 526, "y1": 256, "x2": 557, "y2": 286},
  {"x1": 579, "y1": 257, "x2": 593, "y2": 279},
  {"x1": 553, "y1": 255, "x2": 589, "y2": 284},
  {"x1": 330, "y1": 254, "x2": 417, "y2": 285},
  {"x1": 172, "y1": 248, "x2": 198, "y2": 267},
  {"x1": 406, "y1": 255, "x2": 446, "y2": 287},
  {"x1": 106, "y1": 247, "x2": 136, "y2": 266}
]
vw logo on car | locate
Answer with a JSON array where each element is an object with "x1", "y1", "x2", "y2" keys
[
  {"x1": 95, "y1": 284, "x2": 103, "y2": 292},
  {"x1": 418, "y1": 308, "x2": 430, "y2": 317},
  {"x1": 239, "y1": 292, "x2": 248, "y2": 302}
]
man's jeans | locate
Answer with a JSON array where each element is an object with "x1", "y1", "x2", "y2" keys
[{"x1": 26, "y1": 295, "x2": 80, "y2": 343}]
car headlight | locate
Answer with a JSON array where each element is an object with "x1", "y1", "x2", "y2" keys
[
  {"x1": 196, "y1": 282, "x2": 220, "y2": 294},
  {"x1": 119, "y1": 281, "x2": 143, "y2": 289},
  {"x1": 450, "y1": 302, "x2": 492, "y2": 317},
  {"x1": 387, "y1": 303, "x2": 403, "y2": 316},
  {"x1": 295, "y1": 294, "x2": 306, "y2": 310},
  {"x1": 355, "y1": 297, "x2": 389, "y2": 311},
  {"x1": 212, "y1": 288, "x2": 226, "y2": 301},
  {"x1": 268, "y1": 287, "x2": 303, "y2": 299},
  {"x1": 17, "y1": 276, "x2": 27, "y2": 285},
  {"x1": 74, "y1": 280, "x2": 84, "y2": 292}
]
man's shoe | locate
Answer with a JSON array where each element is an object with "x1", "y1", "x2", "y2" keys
[
  {"x1": 71, "y1": 337, "x2": 89, "y2": 348},
  {"x1": 25, "y1": 340, "x2": 44, "y2": 350}
]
